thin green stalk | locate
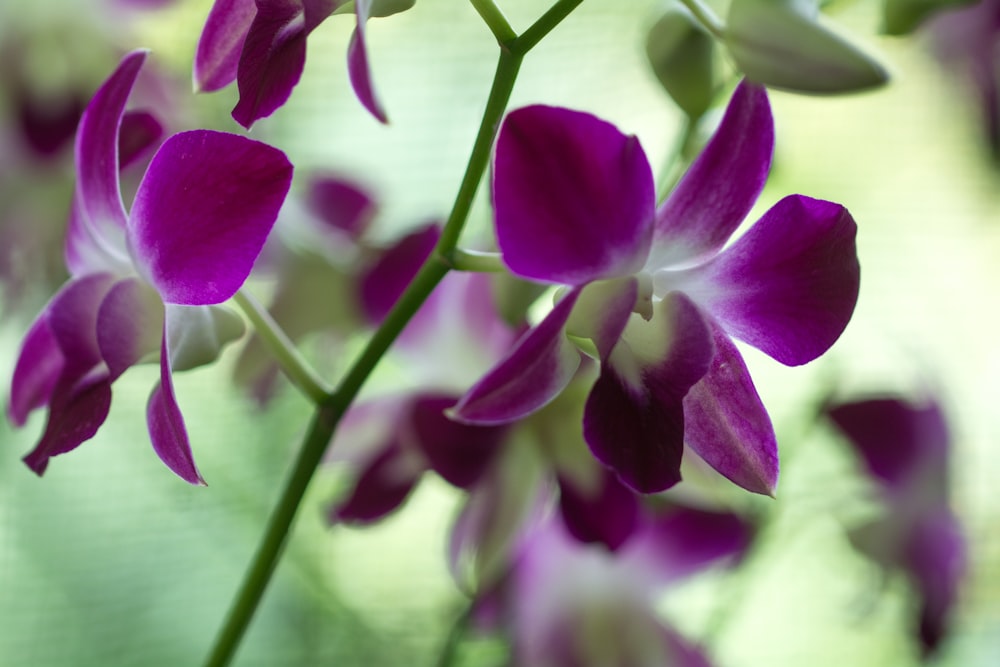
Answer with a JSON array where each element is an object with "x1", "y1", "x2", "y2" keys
[
  {"x1": 203, "y1": 3, "x2": 585, "y2": 664},
  {"x1": 677, "y1": 0, "x2": 725, "y2": 39},
  {"x1": 512, "y1": 0, "x2": 586, "y2": 54},
  {"x1": 435, "y1": 604, "x2": 473, "y2": 667},
  {"x1": 469, "y1": 0, "x2": 517, "y2": 44},
  {"x1": 232, "y1": 290, "x2": 332, "y2": 403}
]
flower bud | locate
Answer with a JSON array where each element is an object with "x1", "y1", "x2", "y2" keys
[
  {"x1": 725, "y1": 0, "x2": 889, "y2": 94},
  {"x1": 646, "y1": 5, "x2": 718, "y2": 119}
]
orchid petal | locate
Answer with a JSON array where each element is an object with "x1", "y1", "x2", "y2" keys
[
  {"x1": 410, "y1": 394, "x2": 507, "y2": 489},
  {"x1": 73, "y1": 50, "x2": 145, "y2": 250},
  {"x1": 451, "y1": 289, "x2": 583, "y2": 425},
  {"x1": 128, "y1": 130, "x2": 293, "y2": 305},
  {"x1": 584, "y1": 292, "x2": 714, "y2": 493},
  {"x1": 348, "y1": 0, "x2": 389, "y2": 123},
  {"x1": 494, "y1": 105, "x2": 655, "y2": 285},
  {"x1": 305, "y1": 174, "x2": 377, "y2": 240},
  {"x1": 118, "y1": 110, "x2": 164, "y2": 169},
  {"x1": 359, "y1": 224, "x2": 439, "y2": 324},
  {"x1": 906, "y1": 509, "x2": 965, "y2": 656},
  {"x1": 194, "y1": 0, "x2": 258, "y2": 93},
  {"x1": 683, "y1": 323, "x2": 778, "y2": 495},
  {"x1": 9, "y1": 310, "x2": 63, "y2": 426},
  {"x1": 667, "y1": 194, "x2": 860, "y2": 365},
  {"x1": 165, "y1": 303, "x2": 246, "y2": 372},
  {"x1": 331, "y1": 440, "x2": 423, "y2": 524},
  {"x1": 566, "y1": 276, "x2": 640, "y2": 360},
  {"x1": 623, "y1": 504, "x2": 754, "y2": 587},
  {"x1": 96, "y1": 277, "x2": 164, "y2": 381},
  {"x1": 558, "y1": 467, "x2": 640, "y2": 551},
  {"x1": 648, "y1": 80, "x2": 773, "y2": 269},
  {"x1": 826, "y1": 397, "x2": 950, "y2": 489},
  {"x1": 48, "y1": 274, "x2": 119, "y2": 375},
  {"x1": 231, "y1": 0, "x2": 340, "y2": 128},
  {"x1": 147, "y1": 330, "x2": 204, "y2": 484},
  {"x1": 23, "y1": 374, "x2": 112, "y2": 476}
]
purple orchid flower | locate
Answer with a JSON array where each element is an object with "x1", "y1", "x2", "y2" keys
[
  {"x1": 827, "y1": 395, "x2": 966, "y2": 657},
  {"x1": 7, "y1": 50, "x2": 293, "y2": 484},
  {"x1": 194, "y1": 0, "x2": 411, "y2": 128},
  {"x1": 453, "y1": 81, "x2": 860, "y2": 496},
  {"x1": 475, "y1": 504, "x2": 753, "y2": 667}
]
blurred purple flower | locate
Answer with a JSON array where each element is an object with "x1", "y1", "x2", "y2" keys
[
  {"x1": 194, "y1": 0, "x2": 414, "y2": 128},
  {"x1": 7, "y1": 50, "x2": 293, "y2": 483},
  {"x1": 827, "y1": 395, "x2": 966, "y2": 657},
  {"x1": 453, "y1": 81, "x2": 860, "y2": 496},
  {"x1": 474, "y1": 503, "x2": 753, "y2": 667}
]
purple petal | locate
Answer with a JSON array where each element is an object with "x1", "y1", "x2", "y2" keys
[
  {"x1": 451, "y1": 289, "x2": 583, "y2": 425},
  {"x1": 669, "y1": 194, "x2": 860, "y2": 366},
  {"x1": 906, "y1": 509, "x2": 965, "y2": 656},
  {"x1": 118, "y1": 110, "x2": 164, "y2": 168},
  {"x1": 23, "y1": 374, "x2": 112, "y2": 476},
  {"x1": 623, "y1": 503, "x2": 755, "y2": 586},
  {"x1": 826, "y1": 397, "x2": 950, "y2": 489},
  {"x1": 347, "y1": 0, "x2": 389, "y2": 123},
  {"x1": 410, "y1": 394, "x2": 507, "y2": 489},
  {"x1": 558, "y1": 467, "x2": 640, "y2": 551},
  {"x1": 194, "y1": 0, "x2": 258, "y2": 92},
  {"x1": 305, "y1": 174, "x2": 377, "y2": 240},
  {"x1": 683, "y1": 323, "x2": 778, "y2": 496},
  {"x1": 128, "y1": 130, "x2": 293, "y2": 305},
  {"x1": 73, "y1": 51, "x2": 146, "y2": 252},
  {"x1": 147, "y1": 331, "x2": 204, "y2": 484},
  {"x1": 47, "y1": 274, "x2": 119, "y2": 375},
  {"x1": 331, "y1": 440, "x2": 423, "y2": 524},
  {"x1": 9, "y1": 310, "x2": 64, "y2": 426},
  {"x1": 231, "y1": 0, "x2": 338, "y2": 128},
  {"x1": 493, "y1": 105, "x2": 655, "y2": 285},
  {"x1": 648, "y1": 80, "x2": 773, "y2": 268},
  {"x1": 359, "y1": 224, "x2": 439, "y2": 324},
  {"x1": 584, "y1": 292, "x2": 714, "y2": 493},
  {"x1": 96, "y1": 277, "x2": 164, "y2": 381}
]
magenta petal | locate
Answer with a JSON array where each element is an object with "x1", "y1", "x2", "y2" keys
[
  {"x1": 23, "y1": 374, "x2": 112, "y2": 476},
  {"x1": 194, "y1": 0, "x2": 258, "y2": 92},
  {"x1": 128, "y1": 130, "x2": 293, "y2": 305},
  {"x1": 96, "y1": 278, "x2": 164, "y2": 381},
  {"x1": 624, "y1": 504, "x2": 754, "y2": 586},
  {"x1": 410, "y1": 394, "x2": 507, "y2": 489},
  {"x1": 348, "y1": 0, "x2": 389, "y2": 123},
  {"x1": 305, "y1": 174, "x2": 377, "y2": 240},
  {"x1": 826, "y1": 397, "x2": 949, "y2": 489},
  {"x1": 9, "y1": 311, "x2": 63, "y2": 426},
  {"x1": 906, "y1": 509, "x2": 965, "y2": 656},
  {"x1": 584, "y1": 293, "x2": 714, "y2": 493},
  {"x1": 359, "y1": 224, "x2": 439, "y2": 324},
  {"x1": 649, "y1": 80, "x2": 773, "y2": 268},
  {"x1": 680, "y1": 194, "x2": 860, "y2": 366},
  {"x1": 74, "y1": 51, "x2": 146, "y2": 252},
  {"x1": 451, "y1": 289, "x2": 583, "y2": 425},
  {"x1": 331, "y1": 440, "x2": 423, "y2": 524},
  {"x1": 683, "y1": 324, "x2": 778, "y2": 495},
  {"x1": 558, "y1": 468, "x2": 640, "y2": 551},
  {"x1": 230, "y1": 0, "x2": 338, "y2": 128},
  {"x1": 147, "y1": 333, "x2": 204, "y2": 484},
  {"x1": 493, "y1": 105, "x2": 655, "y2": 285},
  {"x1": 118, "y1": 110, "x2": 164, "y2": 168}
]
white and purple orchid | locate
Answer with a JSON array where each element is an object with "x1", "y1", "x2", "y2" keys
[
  {"x1": 453, "y1": 81, "x2": 860, "y2": 496},
  {"x1": 476, "y1": 503, "x2": 754, "y2": 667},
  {"x1": 194, "y1": 0, "x2": 414, "y2": 129},
  {"x1": 7, "y1": 50, "x2": 293, "y2": 484},
  {"x1": 827, "y1": 395, "x2": 966, "y2": 656}
]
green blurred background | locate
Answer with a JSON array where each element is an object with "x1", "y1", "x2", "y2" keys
[{"x1": 1, "y1": 0, "x2": 998, "y2": 665}]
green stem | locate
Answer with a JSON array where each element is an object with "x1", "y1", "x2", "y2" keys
[
  {"x1": 448, "y1": 247, "x2": 506, "y2": 272},
  {"x1": 203, "y1": 3, "x2": 584, "y2": 664},
  {"x1": 677, "y1": 0, "x2": 725, "y2": 39},
  {"x1": 435, "y1": 604, "x2": 473, "y2": 667},
  {"x1": 469, "y1": 0, "x2": 517, "y2": 44},
  {"x1": 232, "y1": 290, "x2": 333, "y2": 403}
]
